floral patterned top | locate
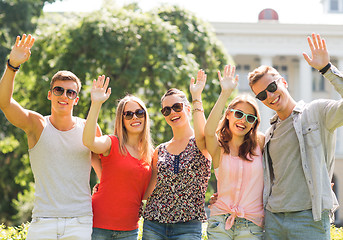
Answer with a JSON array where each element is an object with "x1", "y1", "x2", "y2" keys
[{"x1": 143, "y1": 137, "x2": 211, "y2": 223}]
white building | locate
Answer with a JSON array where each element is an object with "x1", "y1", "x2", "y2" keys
[{"x1": 210, "y1": 1, "x2": 343, "y2": 224}]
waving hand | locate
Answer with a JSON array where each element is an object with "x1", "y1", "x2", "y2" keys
[
  {"x1": 218, "y1": 64, "x2": 239, "y2": 93},
  {"x1": 9, "y1": 34, "x2": 35, "y2": 67},
  {"x1": 91, "y1": 75, "x2": 111, "y2": 104},
  {"x1": 303, "y1": 33, "x2": 330, "y2": 70}
]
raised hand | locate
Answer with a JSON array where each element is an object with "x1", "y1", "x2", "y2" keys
[
  {"x1": 8, "y1": 34, "x2": 35, "y2": 67},
  {"x1": 190, "y1": 69, "x2": 207, "y2": 99},
  {"x1": 218, "y1": 64, "x2": 238, "y2": 93},
  {"x1": 91, "y1": 75, "x2": 111, "y2": 104},
  {"x1": 303, "y1": 33, "x2": 330, "y2": 70}
]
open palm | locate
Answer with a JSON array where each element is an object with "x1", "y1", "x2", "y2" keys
[
  {"x1": 9, "y1": 34, "x2": 35, "y2": 66},
  {"x1": 91, "y1": 75, "x2": 111, "y2": 104},
  {"x1": 218, "y1": 65, "x2": 238, "y2": 92},
  {"x1": 190, "y1": 69, "x2": 207, "y2": 97}
]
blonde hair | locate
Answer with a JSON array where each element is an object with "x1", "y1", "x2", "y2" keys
[
  {"x1": 217, "y1": 94, "x2": 260, "y2": 160},
  {"x1": 50, "y1": 71, "x2": 81, "y2": 93},
  {"x1": 114, "y1": 95, "x2": 153, "y2": 164}
]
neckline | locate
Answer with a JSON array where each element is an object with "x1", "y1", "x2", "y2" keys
[{"x1": 163, "y1": 136, "x2": 194, "y2": 156}]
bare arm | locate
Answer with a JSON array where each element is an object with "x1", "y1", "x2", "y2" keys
[
  {"x1": 83, "y1": 75, "x2": 112, "y2": 155},
  {"x1": 190, "y1": 69, "x2": 209, "y2": 158},
  {"x1": 143, "y1": 148, "x2": 158, "y2": 200},
  {"x1": 204, "y1": 65, "x2": 238, "y2": 168},
  {"x1": 0, "y1": 34, "x2": 46, "y2": 148}
]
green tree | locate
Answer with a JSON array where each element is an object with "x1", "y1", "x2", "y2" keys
[{"x1": 0, "y1": 3, "x2": 232, "y2": 224}]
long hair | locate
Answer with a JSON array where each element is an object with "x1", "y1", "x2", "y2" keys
[
  {"x1": 114, "y1": 95, "x2": 153, "y2": 164},
  {"x1": 216, "y1": 94, "x2": 260, "y2": 160}
]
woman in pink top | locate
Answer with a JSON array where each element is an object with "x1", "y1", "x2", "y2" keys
[
  {"x1": 204, "y1": 65, "x2": 265, "y2": 239},
  {"x1": 83, "y1": 76, "x2": 154, "y2": 240}
]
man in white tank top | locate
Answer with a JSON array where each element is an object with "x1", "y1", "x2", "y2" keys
[{"x1": 0, "y1": 34, "x2": 101, "y2": 240}]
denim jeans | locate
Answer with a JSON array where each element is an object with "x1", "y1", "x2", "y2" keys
[
  {"x1": 207, "y1": 214, "x2": 263, "y2": 240},
  {"x1": 142, "y1": 219, "x2": 202, "y2": 240},
  {"x1": 91, "y1": 227, "x2": 138, "y2": 240},
  {"x1": 26, "y1": 215, "x2": 93, "y2": 240},
  {"x1": 264, "y1": 209, "x2": 330, "y2": 240}
]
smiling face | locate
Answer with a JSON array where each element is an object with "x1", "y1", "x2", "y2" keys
[
  {"x1": 48, "y1": 80, "x2": 79, "y2": 114},
  {"x1": 227, "y1": 102, "x2": 257, "y2": 138},
  {"x1": 254, "y1": 73, "x2": 294, "y2": 114},
  {"x1": 122, "y1": 101, "x2": 145, "y2": 135},
  {"x1": 161, "y1": 94, "x2": 191, "y2": 128}
]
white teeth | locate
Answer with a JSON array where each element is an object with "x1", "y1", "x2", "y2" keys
[
  {"x1": 171, "y1": 116, "x2": 180, "y2": 121},
  {"x1": 131, "y1": 122, "x2": 141, "y2": 126},
  {"x1": 236, "y1": 124, "x2": 245, "y2": 130},
  {"x1": 271, "y1": 96, "x2": 279, "y2": 104},
  {"x1": 59, "y1": 101, "x2": 67, "y2": 105}
]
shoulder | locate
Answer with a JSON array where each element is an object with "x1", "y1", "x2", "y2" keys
[{"x1": 257, "y1": 131, "x2": 265, "y2": 152}]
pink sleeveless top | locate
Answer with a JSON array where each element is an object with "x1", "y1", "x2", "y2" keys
[{"x1": 210, "y1": 146, "x2": 264, "y2": 229}]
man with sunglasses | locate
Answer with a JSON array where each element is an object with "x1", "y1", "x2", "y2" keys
[
  {"x1": 0, "y1": 34, "x2": 100, "y2": 239},
  {"x1": 248, "y1": 33, "x2": 343, "y2": 239}
]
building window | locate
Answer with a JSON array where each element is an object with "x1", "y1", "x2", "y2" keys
[
  {"x1": 329, "y1": 0, "x2": 343, "y2": 12},
  {"x1": 236, "y1": 64, "x2": 251, "y2": 92}
]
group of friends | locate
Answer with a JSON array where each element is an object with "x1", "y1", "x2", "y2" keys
[{"x1": 0, "y1": 32, "x2": 342, "y2": 240}]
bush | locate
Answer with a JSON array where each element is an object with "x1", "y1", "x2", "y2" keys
[{"x1": 1, "y1": 221, "x2": 342, "y2": 239}]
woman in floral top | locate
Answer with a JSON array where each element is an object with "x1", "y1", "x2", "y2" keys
[{"x1": 142, "y1": 70, "x2": 211, "y2": 239}]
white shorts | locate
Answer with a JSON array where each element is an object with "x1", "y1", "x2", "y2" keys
[{"x1": 26, "y1": 215, "x2": 92, "y2": 240}]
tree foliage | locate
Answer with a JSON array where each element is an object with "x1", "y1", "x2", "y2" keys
[{"x1": 0, "y1": 3, "x2": 231, "y2": 224}]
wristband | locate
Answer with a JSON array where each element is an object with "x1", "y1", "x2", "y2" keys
[
  {"x1": 7, "y1": 59, "x2": 20, "y2": 72},
  {"x1": 319, "y1": 62, "x2": 331, "y2": 75},
  {"x1": 192, "y1": 99, "x2": 202, "y2": 104},
  {"x1": 192, "y1": 108, "x2": 204, "y2": 113}
]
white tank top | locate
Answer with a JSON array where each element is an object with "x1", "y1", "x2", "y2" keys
[{"x1": 29, "y1": 116, "x2": 92, "y2": 217}]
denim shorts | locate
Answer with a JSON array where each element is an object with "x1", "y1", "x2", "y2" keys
[
  {"x1": 207, "y1": 214, "x2": 263, "y2": 240},
  {"x1": 92, "y1": 227, "x2": 138, "y2": 240},
  {"x1": 26, "y1": 215, "x2": 93, "y2": 240},
  {"x1": 264, "y1": 209, "x2": 330, "y2": 240},
  {"x1": 142, "y1": 219, "x2": 202, "y2": 240}
]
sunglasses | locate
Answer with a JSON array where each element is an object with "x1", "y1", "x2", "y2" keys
[
  {"x1": 230, "y1": 109, "x2": 257, "y2": 124},
  {"x1": 255, "y1": 78, "x2": 282, "y2": 101},
  {"x1": 123, "y1": 109, "x2": 146, "y2": 120},
  {"x1": 52, "y1": 86, "x2": 78, "y2": 100},
  {"x1": 161, "y1": 103, "x2": 183, "y2": 116}
]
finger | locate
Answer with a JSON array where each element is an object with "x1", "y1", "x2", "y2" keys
[
  {"x1": 92, "y1": 79, "x2": 97, "y2": 89},
  {"x1": 217, "y1": 70, "x2": 222, "y2": 81},
  {"x1": 312, "y1": 33, "x2": 318, "y2": 49},
  {"x1": 19, "y1": 34, "x2": 27, "y2": 47},
  {"x1": 235, "y1": 75, "x2": 239, "y2": 84},
  {"x1": 230, "y1": 65, "x2": 236, "y2": 76},
  {"x1": 26, "y1": 35, "x2": 32, "y2": 46},
  {"x1": 302, "y1": 52, "x2": 311, "y2": 65},
  {"x1": 103, "y1": 77, "x2": 110, "y2": 90},
  {"x1": 190, "y1": 77, "x2": 195, "y2": 85},
  {"x1": 106, "y1": 87, "x2": 111, "y2": 96},
  {"x1": 29, "y1": 37, "x2": 35, "y2": 48},
  {"x1": 322, "y1": 38, "x2": 327, "y2": 51},
  {"x1": 316, "y1": 34, "x2": 323, "y2": 49},
  {"x1": 307, "y1": 36, "x2": 315, "y2": 53},
  {"x1": 14, "y1": 36, "x2": 20, "y2": 47}
]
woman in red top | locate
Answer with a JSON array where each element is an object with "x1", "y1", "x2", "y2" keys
[{"x1": 83, "y1": 75, "x2": 154, "y2": 240}]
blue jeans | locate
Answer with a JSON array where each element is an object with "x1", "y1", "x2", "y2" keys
[
  {"x1": 142, "y1": 219, "x2": 202, "y2": 240},
  {"x1": 92, "y1": 227, "x2": 138, "y2": 240},
  {"x1": 264, "y1": 209, "x2": 330, "y2": 240},
  {"x1": 207, "y1": 214, "x2": 263, "y2": 240}
]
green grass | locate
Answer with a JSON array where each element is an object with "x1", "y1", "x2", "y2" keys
[{"x1": 1, "y1": 220, "x2": 342, "y2": 240}]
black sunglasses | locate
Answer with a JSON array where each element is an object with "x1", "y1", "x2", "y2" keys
[
  {"x1": 52, "y1": 86, "x2": 78, "y2": 100},
  {"x1": 161, "y1": 103, "x2": 183, "y2": 117},
  {"x1": 123, "y1": 109, "x2": 146, "y2": 120},
  {"x1": 255, "y1": 78, "x2": 282, "y2": 101},
  {"x1": 230, "y1": 109, "x2": 257, "y2": 124}
]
